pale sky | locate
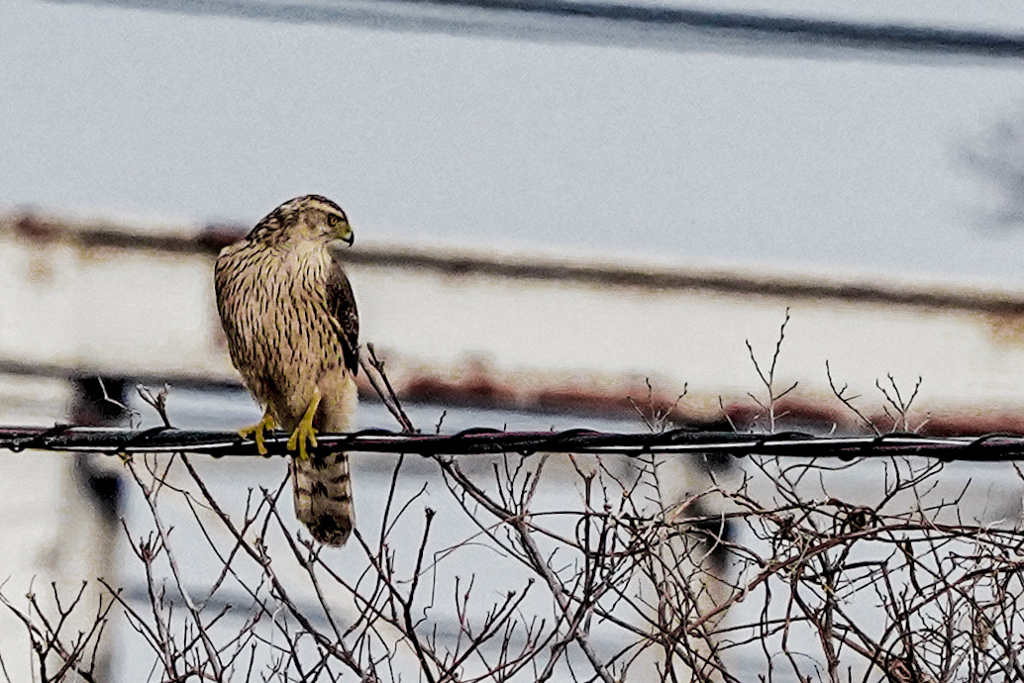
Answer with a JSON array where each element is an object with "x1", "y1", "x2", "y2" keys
[{"x1": 5, "y1": 0, "x2": 1024, "y2": 284}]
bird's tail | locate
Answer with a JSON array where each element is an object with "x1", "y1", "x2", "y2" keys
[{"x1": 292, "y1": 451, "x2": 354, "y2": 546}]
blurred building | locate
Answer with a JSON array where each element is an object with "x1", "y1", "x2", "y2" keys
[
  {"x1": 3, "y1": 208, "x2": 1024, "y2": 678},
  {"x1": 5, "y1": 208, "x2": 1024, "y2": 432}
]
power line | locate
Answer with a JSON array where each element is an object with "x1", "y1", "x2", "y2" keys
[
  {"x1": 48, "y1": 0, "x2": 1024, "y2": 63},
  {"x1": 3, "y1": 425, "x2": 1024, "y2": 461}
]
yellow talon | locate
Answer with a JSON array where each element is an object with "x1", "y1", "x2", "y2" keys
[
  {"x1": 287, "y1": 388, "x2": 321, "y2": 461},
  {"x1": 239, "y1": 410, "x2": 277, "y2": 455}
]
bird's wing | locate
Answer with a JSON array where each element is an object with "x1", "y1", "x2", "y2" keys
[{"x1": 326, "y1": 244, "x2": 360, "y2": 375}]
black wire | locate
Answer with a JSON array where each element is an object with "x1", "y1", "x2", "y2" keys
[
  {"x1": 3, "y1": 426, "x2": 1024, "y2": 461},
  {"x1": 48, "y1": 0, "x2": 1024, "y2": 62}
]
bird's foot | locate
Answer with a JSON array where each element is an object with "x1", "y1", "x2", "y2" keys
[
  {"x1": 287, "y1": 388, "x2": 322, "y2": 461},
  {"x1": 239, "y1": 411, "x2": 277, "y2": 455}
]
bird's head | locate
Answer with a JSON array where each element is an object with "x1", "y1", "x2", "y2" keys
[{"x1": 252, "y1": 194, "x2": 354, "y2": 248}]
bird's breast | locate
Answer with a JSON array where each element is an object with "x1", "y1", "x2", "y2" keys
[{"x1": 218, "y1": 244, "x2": 343, "y2": 421}]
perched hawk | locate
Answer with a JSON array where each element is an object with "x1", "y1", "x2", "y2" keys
[{"x1": 215, "y1": 194, "x2": 359, "y2": 546}]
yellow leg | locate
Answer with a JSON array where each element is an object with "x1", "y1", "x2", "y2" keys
[
  {"x1": 239, "y1": 410, "x2": 277, "y2": 455},
  {"x1": 287, "y1": 387, "x2": 321, "y2": 461}
]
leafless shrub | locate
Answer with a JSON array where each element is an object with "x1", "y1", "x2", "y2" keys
[
  {"x1": 5, "y1": 330, "x2": 1024, "y2": 681},
  {"x1": 0, "y1": 582, "x2": 114, "y2": 683},
  {"x1": 745, "y1": 309, "x2": 800, "y2": 434}
]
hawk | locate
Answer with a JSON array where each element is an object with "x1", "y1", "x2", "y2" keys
[{"x1": 215, "y1": 194, "x2": 359, "y2": 546}]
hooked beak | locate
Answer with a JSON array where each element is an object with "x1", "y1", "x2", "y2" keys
[{"x1": 335, "y1": 222, "x2": 354, "y2": 247}]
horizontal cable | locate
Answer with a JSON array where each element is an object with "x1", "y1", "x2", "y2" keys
[
  {"x1": 1, "y1": 426, "x2": 1023, "y2": 461},
  {"x1": 51, "y1": 0, "x2": 1024, "y2": 62}
]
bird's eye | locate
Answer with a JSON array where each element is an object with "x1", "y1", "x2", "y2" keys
[{"x1": 328, "y1": 215, "x2": 340, "y2": 227}]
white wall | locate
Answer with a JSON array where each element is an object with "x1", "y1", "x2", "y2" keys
[{"x1": 4, "y1": 212, "x2": 1024, "y2": 429}]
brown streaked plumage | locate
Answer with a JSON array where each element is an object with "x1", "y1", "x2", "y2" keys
[{"x1": 215, "y1": 194, "x2": 359, "y2": 546}]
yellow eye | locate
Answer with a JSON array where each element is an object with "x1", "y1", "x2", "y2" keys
[{"x1": 328, "y1": 214, "x2": 340, "y2": 227}]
